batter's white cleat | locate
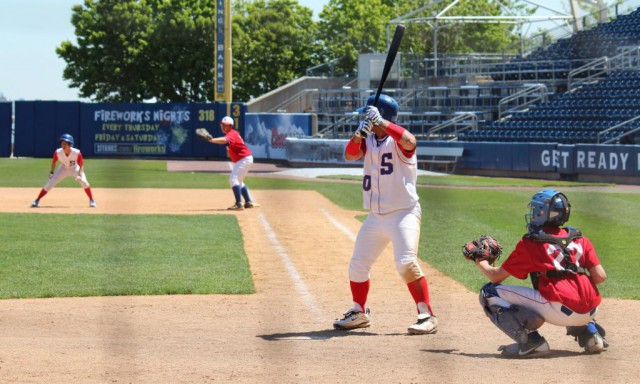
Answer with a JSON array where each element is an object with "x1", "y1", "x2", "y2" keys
[
  {"x1": 31, "y1": 200, "x2": 39, "y2": 208},
  {"x1": 333, "y1": 308, "x2": 370, "y2": 330},
  {"x1": 408, "y1": 314, "x2": 438, "y2": 334},
  {"x1": 89, "y1": 200, "x2": 96, "y2": 208}
]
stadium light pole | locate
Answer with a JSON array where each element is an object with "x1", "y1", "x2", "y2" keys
[
  {"x1": 215, "y1": 0, "x2": 233, "y2": 116},
  {"x1": 224, "y1": 0, "x2": 232, "y2": 116}
]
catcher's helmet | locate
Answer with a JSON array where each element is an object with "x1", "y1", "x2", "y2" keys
[
  {"x1": 221, "y1": 116, "x2": 234, "y2": 126},
  {"x1": 358, "y1": 94, "x2": 399, "y2": 122},
  {"x1": 59, "y1": 133, "x2": 74, "y2": 146},
  {"x1": 526, "y1": 189, "x2": 571, "y2": 231}
]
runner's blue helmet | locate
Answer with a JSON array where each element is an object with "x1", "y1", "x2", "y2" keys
[
  {"x1": 526, "y1": 189, "x2": 571, "y2": 231},
  {"x1": 59, "y1": 134, "x2": 74, "y2": 146},
  {"x1": 359, "y1": 94, "x2": 399, "y2": 122}
]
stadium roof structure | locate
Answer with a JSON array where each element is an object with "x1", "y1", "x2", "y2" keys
[
  {"x1": 389, "y1": 0, "x2": 609, "y2": 30},
  {"x1": 387, "y1": 0, "x2": 612, "y2": 68}
]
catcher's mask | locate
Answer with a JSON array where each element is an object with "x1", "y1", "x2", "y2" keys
[
  {"x1": 356, "y1": 94, "x2": 399, "y2": 122},
  {"x1": 525, "y1": 189, "x2": 571, "y2": 231}
]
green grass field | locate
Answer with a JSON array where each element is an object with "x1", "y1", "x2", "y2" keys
[{"x1": 1, "y1": 158, "x2": 638, "y2": 299}]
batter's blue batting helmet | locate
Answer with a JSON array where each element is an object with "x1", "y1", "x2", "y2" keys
[
  {"x1": 357, "y1": 94, "x2": 399, "y2": 122},
  {"x1": 59, "y1": 133, "x2": 74, "y2": 146},
  {"x1": 525, "y1": 189, "x2": 571, "y2": 231}
]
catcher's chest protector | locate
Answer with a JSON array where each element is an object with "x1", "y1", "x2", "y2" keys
[{"x1": 524, "y1": 227, "x2": 587, "y2": 288}]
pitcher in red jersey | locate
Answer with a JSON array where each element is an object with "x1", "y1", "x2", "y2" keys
[{"x1": 206, "y1": 116, "x2": 259, "y2": 210}]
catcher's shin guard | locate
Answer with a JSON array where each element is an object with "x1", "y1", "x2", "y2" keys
[{"x1": 480, "y1": 283, "x2": 544, "y2": 344}]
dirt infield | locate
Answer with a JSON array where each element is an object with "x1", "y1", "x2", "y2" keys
[{"x1": 1, "y1": 186, "x2": 639, "y2": 383}]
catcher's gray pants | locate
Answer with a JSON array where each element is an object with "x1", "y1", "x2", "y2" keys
[{"x1": 481, "y1": 283, "x2": 598, "y2": 327}]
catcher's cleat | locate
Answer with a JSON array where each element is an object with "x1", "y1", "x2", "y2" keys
[
  {"x1": 408, "y1": 314, "x2": 438, "y2": 335},
  {"x1": 333, "y1": 308, "x2": 370, "y2": 330},
  {"x1": 569, "y1": 321, "x2": 608, "y2": 353},
  {"x1": 227, "y1": 202, "x2": 244, "y2": 211},
  {"x1": 244, "y1": 201, "x2": 260, "y2": 209},
  {"x1": 90, "y1": 200, "x2": 96, "y2": 208},
  {"x1": 499, "y1": 336, "x2": 550, "y2": 359},
  {"x1": 584, "y1": 333, "x2": 605, "y2": 353},
  {"x1": 31, "y1": 200, "x2": 39, "y2": 208}
]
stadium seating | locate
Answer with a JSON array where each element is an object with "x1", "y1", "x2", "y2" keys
[{"x1": 313, "y1": 6, "x2": 640, "y2": 145}]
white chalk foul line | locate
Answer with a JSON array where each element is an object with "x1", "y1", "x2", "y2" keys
[
  {"x1": 319, "y1": 208, "x2": 357, "y2": 242},
  {"x1": 258, "y1": 213, "x2": 321, "y2": 314}
]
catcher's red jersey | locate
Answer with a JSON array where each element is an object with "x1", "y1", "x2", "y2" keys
[{"x1": 502, "y1": 227, "x2": 602, "y2": 313}]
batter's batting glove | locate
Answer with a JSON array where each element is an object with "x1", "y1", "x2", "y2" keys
[
  {"x1": 364, "y1": 106, "x2": 384, "y2": 126},
  {"x1": 354, "y1": 119, "x2": 373, "y2": 138}
]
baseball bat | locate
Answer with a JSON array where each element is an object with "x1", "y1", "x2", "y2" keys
[{"x1": 373, "y1": 24, "x2": 405, "y2": 107}]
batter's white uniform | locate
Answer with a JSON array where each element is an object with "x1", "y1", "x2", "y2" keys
[
  {"x1": 44, "y1": 147, "x2": 90, "y2": 191},
  {"x1": 349, "y1": 134, "x2": 423, "y2": 283}
]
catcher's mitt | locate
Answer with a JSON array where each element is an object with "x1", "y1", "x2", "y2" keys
[
  {"x1": 462, "y1": 235, "x2": 503, "y2": 264},
  {"x1": 195, "y1": 128, "x2": 213, "y2": 141}
]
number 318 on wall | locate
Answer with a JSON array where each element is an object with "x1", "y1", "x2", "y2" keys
[{"x1": 198, "y1": 109, "x2": 215, "y2": 122}]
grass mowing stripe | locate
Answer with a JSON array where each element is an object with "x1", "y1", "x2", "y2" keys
[
  {"x1": 2, "y1": 158, "x2": 638, "y2": 300},
  {"x1": 0, "y1": 213, "x2": 254, "y2": 298}
]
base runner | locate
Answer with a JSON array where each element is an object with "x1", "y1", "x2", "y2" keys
[{"x1": 31, "y1": 134, "x2": 96, "y2": 208}]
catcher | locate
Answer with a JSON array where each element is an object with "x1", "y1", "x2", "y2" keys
[
  {"x1": 196, "y1": 116, "x2": 259, "y2": 210},
  {"x1": 462, "y1": 189, "x2": 608, "y2": 358}
]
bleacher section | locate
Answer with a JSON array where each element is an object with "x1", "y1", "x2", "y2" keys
[
  {"x1": 461, "y1": 71, "x2": 640, "y2": 144},
  {"x1": 315, "y1": 83, "x2": 548, "y2": 140},
  {"x1": 527, "y1": 8, "x2": 640, "y2": 62},
  {"x1": 306, "y1": 4, "x2": 640, "y2": 145}
]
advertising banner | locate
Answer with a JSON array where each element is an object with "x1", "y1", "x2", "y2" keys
[
  {"x1": 245, "y1": 113, "x2": 311, "y2": 160},
  {"x1": 82, "y1": 103, "x2": 194, "y2": 156}
]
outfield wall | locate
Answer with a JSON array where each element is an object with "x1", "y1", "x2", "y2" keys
[
  {"x1": 6, "y1": 101, "x2": 640, "y2": 183},
  {"x1": 0, "y1": 102, "x2": 12, "y2": 157},
  {"x1": 12, "y1": 101, "x2": 247, "y2": 158},
  {"x1": 459, "y1": 142, "x2": 640, "y2": 181},
  {"x1": 285, "y1": 139, "x2": 640, "y2": 184},
  {"x1": 10, "y1": 101, "x2": 316, "y2": 161}
]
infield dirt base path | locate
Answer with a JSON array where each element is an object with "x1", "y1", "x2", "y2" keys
[{"x1": 0, "y1": 186, "x2": 638, "y2": 383}]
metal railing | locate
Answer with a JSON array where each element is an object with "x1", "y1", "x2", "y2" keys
[
  {"x1": 424, "y1": 112, "x2": 477, "y2": 140},
  {"x1": 568, "y1": 57, "x2": 611, "y2": 90},
  {"x1": 498, "y1": 83, "x2": 549, "y2": 118},
  {"x1": 598, "y1": 115, "x2": 640, "y2": 144}
]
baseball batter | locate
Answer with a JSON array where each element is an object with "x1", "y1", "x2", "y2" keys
[
  {"x1": 31, "y1": 134, "x2": 96, "y2": 208},
  {"x1": 333, "y1": 94, "x2": 438, "y2": 334},
  {"x1": 206, "y1": 116, "x2": 259, "y2": 210},
  {"x1": 472, "y1": 189, "x2": 608, "y2": 358}
]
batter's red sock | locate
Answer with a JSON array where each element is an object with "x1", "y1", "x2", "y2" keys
[
  {"x1": 407, "y1": 276, "x2": 434, "y2": 316},
  {"x1": 84, "y1": 187, "x2": 94, "y2": 200},
  {"x1": 350, "y1": 280, "x2": 370, "y2": 312},
  {"x1": 36, "y1": 189, "x2": 47, "y2": 200}
]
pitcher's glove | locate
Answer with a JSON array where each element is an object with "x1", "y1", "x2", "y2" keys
[
  {"x1": 462, "y1": 235, "x2": 503, "y2": 265},
  {"x1": 195, "y1": 128, "x2": 213, "y2": 141}
]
